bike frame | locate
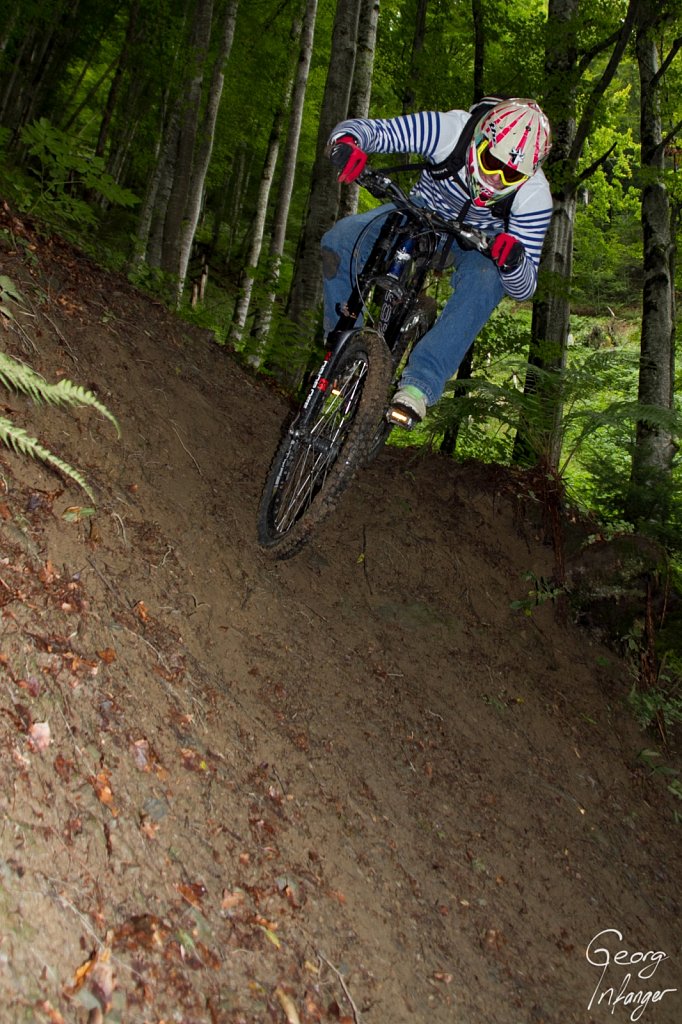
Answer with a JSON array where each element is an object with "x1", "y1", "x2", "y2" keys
[
  {"x1": 257, "y1": 168, "x2": 495, "y2": 555},
  {"x1": 313, "y1": 170, "x2": 492, "y2": 398}
]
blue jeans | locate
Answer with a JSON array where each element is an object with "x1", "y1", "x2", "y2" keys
[{"x1": 321, "y1": 203, "x2": 504, "y2": 406}]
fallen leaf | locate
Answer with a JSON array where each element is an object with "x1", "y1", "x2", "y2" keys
[
  {"x1": 275, "y1": 987, "x2": 301, "y2": 1024},
  {"x1": 133, "y1": 600, "x2": 150, "y2": 622},
  {"x1": 28, "y1": 721, "x2": 51, "y2": 752},
  {"x1": 90, "y1": 769, "x2": 118, "y2": 816},
  {"x1": 131, "y1": 738, "x2": 151, "y2": 771},
  {"x1": 177, "y1": 882, "x2": 207, "y2": 907},
  {"x1": 221, "y1": 889, "x2": 246, "y2": 911},
  {"x1": 112, "y1": 914, "x2": 168, "y2": 950},
  {"x1": 97, "y1": 647, "x2": 116, "y2": 664},
  {"x1": 181, "y1": 747, "x2": 207, "y2": 772},
  {"x1": 88, "y1": 948, "x2": 114, "y2": 1012},
  {"x1": 140, "y1": 819, "x2": 160, "y2": 840},
  {"x1": 259, "y1": 925, "x2": 280, "y2": 948},
  {"x1": 62, "y1": 506, "x2": 96, "y2": 523}
]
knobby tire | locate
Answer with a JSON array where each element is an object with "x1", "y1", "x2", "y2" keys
[
  {"x1": 365, "y1": 295, "x2": 438, "y2": 464},
  {"x1": 258, "y1": 331, "x2": 392, "y2": 559}
]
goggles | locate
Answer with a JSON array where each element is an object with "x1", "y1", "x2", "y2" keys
[{"x1": 476, "y1": 139, "x2": 528, "y2": 188}]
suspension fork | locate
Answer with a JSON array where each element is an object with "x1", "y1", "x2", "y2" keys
[{"x1": 326, "y1": 209, "x2": 408, "y2": 341}]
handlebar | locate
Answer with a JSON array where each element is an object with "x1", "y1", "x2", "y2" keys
[{"x1": 357, "y1": 166, "x2": 492, "y2": 257}]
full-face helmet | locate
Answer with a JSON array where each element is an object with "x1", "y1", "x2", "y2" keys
[{"x1": 466, "y1": 98, "x2": 551, "y2": 207}]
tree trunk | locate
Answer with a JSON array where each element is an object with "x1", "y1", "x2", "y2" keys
[
  {"x1": 626, "y1": 10, "x2": 678, "y2": 524},
  {"x1": 285, "y1": 0, "x2": 362, "y2": 378},
  {"x1": 440, "y1": 0, "x2": 486, "y2": 457},
  {"x1": 17, "y1": 1, "x2": 84, "y2": 130},
  {"x1": 337, "y1": 0, "x2": 380, "y2": 220},
  {"x1": 1, "y1": 1, "x2": 82, "y2": 132},
  {"x1": 160, "y1": 0, "x2": 214, "y2": 279},
  {"x1": 471, "y1": 0, "x2": 485, "y2": 101},
  {"x1": 229, "y1": 110, "x2": 284, "y2": 345},
  {"x1": 249, "y1": 0, "x2": 319, "y2": 358},
  {"x1": 175, "y1": 0, "x2": 239, "y2": 305},
  {"x1": 138, "y1": 101, "x2": 181, "y2": 269},
  {"x1": 224, "y1": 148, "x2": 247, "y2": 262},
  {"x1": 402, "y1": 0, "x2": 429, "y2": 113},
  {"x1": 59, "y1": 14, "x2": 117, "y2": 131},
  {"x1": 95, "y1": 0, "x2": 141, "y2": 159},
  {"x1": 512, "y1": 0, "x2": 640, "y2": 468}
]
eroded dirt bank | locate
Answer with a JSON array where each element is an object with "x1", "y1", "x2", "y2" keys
[{"x1": 0, "y1": 212, "x2": 679, "y2": 1023}]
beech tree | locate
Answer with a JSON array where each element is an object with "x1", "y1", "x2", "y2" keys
[
  {"x1": 249, "y1": 0, "x2": 319, "y2": 358},
  {"x1": 402, "y1": 0, "x2": 429, "y2": 113},
  {"x1": 229, "y1": 98, "x2": 288, "y2": 344},
  {"x1": 512, "y1": 0, "x2": 641, "y2": 468},
  {"x1": 626, "y1": 4, "x2": 681, "y2": 523},
  {"x1": 337, "y1": 0, "x2": 380, "y2": 220},
  {"x1": 158, "y1": 0, "x2": 239, "y2": 305},
  {"x1": 285, "y1": 0, "x2": 363, "y2": 371}
]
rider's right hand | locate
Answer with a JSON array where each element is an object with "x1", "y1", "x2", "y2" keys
[{"x1": 328, "y1": 135, "x2": 367, "y2": 183}]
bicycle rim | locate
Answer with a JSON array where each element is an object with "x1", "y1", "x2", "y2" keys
[{"x1": 258, "y1": 332, "x2": 391, "y2": 557}]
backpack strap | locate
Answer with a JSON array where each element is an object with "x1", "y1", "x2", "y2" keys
[
  {"x1": 428, "y1": 96, "x2": 517, "y2": 228},
  {"x1": 427, "y1": 96, "x2": 504, "y2": 181},
  {"x1": 377, "y1": 97, "x2": 518, "y2": 228}
]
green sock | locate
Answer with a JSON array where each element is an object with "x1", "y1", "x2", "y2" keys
[{"x1": 400, "y1": 384, "x2": 425, "y2": 401}]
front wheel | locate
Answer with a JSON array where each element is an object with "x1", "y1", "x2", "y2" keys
[
  {"x1": 365, "y1": 293, "x2": 438, "y2": 462},
  {"x1": 257, "y1": 331, "x2": 392, "y2": 558}
]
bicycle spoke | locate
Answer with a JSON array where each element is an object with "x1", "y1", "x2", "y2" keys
[{"x1": 271, "y1": 354, "x2": 368, "y2": 533}]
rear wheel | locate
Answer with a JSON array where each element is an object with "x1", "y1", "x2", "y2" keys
[{"x1": 257, "y1": 331, "x2": 392, "y2": 558}]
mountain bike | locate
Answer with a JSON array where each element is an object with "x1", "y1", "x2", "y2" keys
[{"x1": 257, "y1": 166, "x2": 492, "y2": 559}]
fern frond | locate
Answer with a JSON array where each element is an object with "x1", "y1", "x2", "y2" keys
[
  {"x1": 0, "y1": 351, "x2": 49, "y2": 403},
  {"x1": 45, "y1": 378, "x2": 120, "y2": 435},
  {"x1": 0, "y1": 351, "x2": 120, "y2": 435},
  {"x1": 0, "y1": 415, "x2": 95, "y2": 499}
]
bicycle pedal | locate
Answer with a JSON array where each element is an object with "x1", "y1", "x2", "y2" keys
[{"x1": 386, "y1": 403, "x2": 420, "y2": 430}]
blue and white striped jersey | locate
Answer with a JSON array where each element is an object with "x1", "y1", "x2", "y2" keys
[{"x1": 330, "y1": 110, "x2": 553, "y2": 301}]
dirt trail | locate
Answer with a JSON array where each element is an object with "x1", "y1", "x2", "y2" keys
[{"x1": 0, "y1": 213, "x2": 679, "y2": 1023}]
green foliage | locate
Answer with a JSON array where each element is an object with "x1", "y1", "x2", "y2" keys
[
  {"x1": 511, "y1": 571, "x2": 566, "y2": 615},
  {"x1": 17, "y1": 118, "x2": 137, "y2": 229},
  {"x1": 629, "y1": 684, "x2": 682, "y2": 732},
  {"x1": 420, "y1": 305, "x2": 679, "y2": 532},
  {"x1": 637, "y1": 750, "x2": 682, "y2": 817},
  {"x1": 0, "y1": 276, "x2": 119, "y2": 500}
]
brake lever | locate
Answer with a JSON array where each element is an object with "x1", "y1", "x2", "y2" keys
[
  {"x1": 358, "y1": 168, "x2": 410, "y2": 205},
  {"x1": 454, "y1": 222, "x2": 492, "y2": 256}
]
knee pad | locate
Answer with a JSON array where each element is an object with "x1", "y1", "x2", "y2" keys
[{"x1": 321, "y1": 246, "x2": 340, "y2": 279}]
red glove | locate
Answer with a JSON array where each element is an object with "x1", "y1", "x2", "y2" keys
[
  {"x1": 329, "y1": 134, "x2": 367, "y2": 183},
  {"x1": 490, "y1": 232, "x2": 525, "y2": 271}
]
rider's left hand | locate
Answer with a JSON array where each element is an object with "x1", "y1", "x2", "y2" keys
[{"x1": 490, "y1": 232, "x2": 525, "y2": 271}]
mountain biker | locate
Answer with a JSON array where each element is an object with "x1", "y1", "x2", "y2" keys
[{"x1": 323, "y1": 98, "x2": 553, "y2": 426}]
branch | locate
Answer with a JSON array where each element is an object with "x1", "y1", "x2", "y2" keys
[
  {"x1": 652, "y1": 118, "x2": 682, "y2": 162},
  {"x1": 651, "y1": 36, "x2": 682, "y2": 90},
  {"x1": 569, "y1": 0, "x2": 641, "y2": 167},
  {"x1": 572, "y1": 142, "x2": 617, "y2": 190},
  {"x1": 576, "y1": 28, "x2": 621, "y2": 77}
]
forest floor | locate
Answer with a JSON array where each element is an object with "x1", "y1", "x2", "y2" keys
[{"x1": 0, "y1": 204, "x2": 680, "y2": 1024}]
